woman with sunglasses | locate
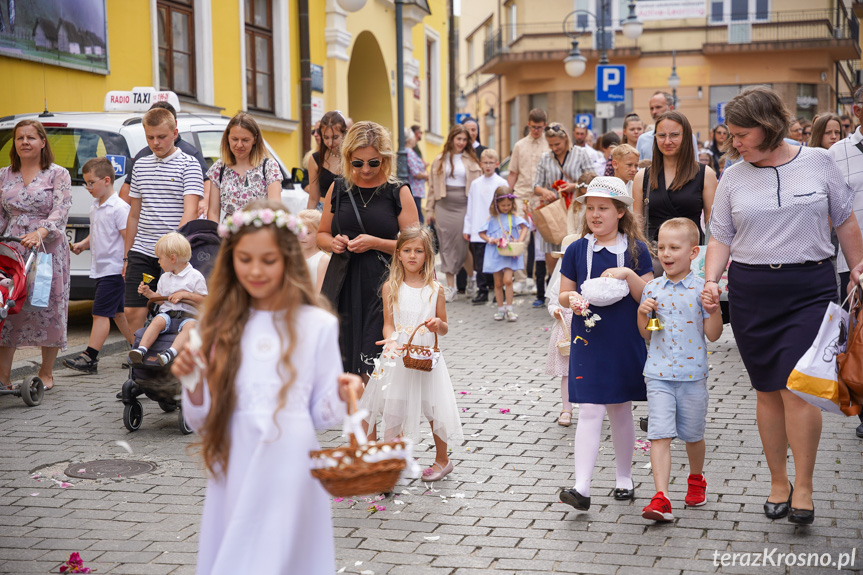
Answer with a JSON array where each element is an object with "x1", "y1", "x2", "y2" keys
[
  {"x1": 318, "y1": 122, "x2": 419, "y2": 379},
  {"x1": 426, "y1": 125, "x2": 481, "y2": 301},
  {"x1": 707, "y1": 124, "x2": 728, "y2": 176},
  {"x1": 632, "y1": 110, "x2": 717, "y2": 246}
]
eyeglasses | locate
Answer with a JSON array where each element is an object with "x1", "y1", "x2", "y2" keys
[
  {"x1": 528, "y1": 125, "x2": 545, "y2": 132},
  {"x1": 350, "y1": 158, "x2": 382, "y2": 168},
  {"x1": 83, "y1": 181, "x2": 100, "y2": 189},
  {"x1": 655, "y1": 132, "x2": 682, "y2": 141},
  {"x1": 803, "y1": 130, "x2": 811, "y2": 137}
]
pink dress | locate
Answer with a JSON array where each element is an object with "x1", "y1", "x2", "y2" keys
[{"x1": 0, "y1": 164, "x2": 72, "y2": 348}]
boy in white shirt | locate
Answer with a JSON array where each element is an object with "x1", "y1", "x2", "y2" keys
[
  {"x1": 464, "y1": 149, "x2": 507, "y2": 304},
  {"x1": 65, "y1": 158, "x2": 134, "y2": 374},
  {"x1": 129, "y1": 233, "x2": 208, "y2": 367}
]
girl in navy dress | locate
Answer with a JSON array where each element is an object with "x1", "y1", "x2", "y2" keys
[
  {"x1": 479, "y1": 187, "x2": 529, "y2": 322},
  {"x1": 557, "y1": 176, "x2": 654, "y2": 512}
]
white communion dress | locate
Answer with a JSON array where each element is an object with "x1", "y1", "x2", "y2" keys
[
  {"x1": 182, "y1": 306, "x2": 346, "y2": 575},
  {"x1": 360, "y1": 282, "x2": 464, "y2": 444}
]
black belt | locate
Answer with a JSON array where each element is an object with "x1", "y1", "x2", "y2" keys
[{"x1": 733, "y1": 258, "x2": 830, "y2": 270}]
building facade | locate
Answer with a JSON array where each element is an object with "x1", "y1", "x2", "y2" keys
[
  {"x1": 458, "y1": 0, "x2": 861, "y2": 156},
  {"x1": 1, "y1": 0, "x2": 448, "y2": 167}
]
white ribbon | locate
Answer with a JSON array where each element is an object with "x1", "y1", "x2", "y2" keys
[{"x1": 342, "y1": 408, "x2": 370, "y2": 445}]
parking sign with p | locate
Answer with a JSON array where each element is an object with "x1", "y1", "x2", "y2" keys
[{"x1": 596, "y1": 65, "x2": 626, "y2": 103}]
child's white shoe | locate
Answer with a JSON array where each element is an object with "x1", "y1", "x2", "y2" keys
[
  {"x1": 505, "y1": 310, "x2": 518, "y2": 322},
  {"x1": 493, "y1": 310, "x2": 505, "y2": 321}
]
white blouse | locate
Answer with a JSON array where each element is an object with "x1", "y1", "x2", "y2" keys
[
  {"x1": 710, "y1": 146, "x2": 853, "y2": 265},
  {"x1": 444, "y1": 153, "x2": 467, "y2": 187}
]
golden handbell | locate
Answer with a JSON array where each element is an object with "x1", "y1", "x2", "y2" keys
[
  {"x1": 141, "y1": 273, "x2": 155, "y2": 284},
  {"x1": 646, "y1": 310, "x2": 663, "y2": 331}
]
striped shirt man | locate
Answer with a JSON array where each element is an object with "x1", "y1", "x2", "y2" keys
[
  {"x1": 828, "y1": 128, "x2": 863, "y2": 274},
  {"x1": 129, "y1": 148, "x2": 204, "y2": 256}
]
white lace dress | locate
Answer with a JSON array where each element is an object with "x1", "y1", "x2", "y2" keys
[
  {"x1": 360, "y1": 282, "x2": 464, "y2": 445},
  {"x1": 182, "y1": 306, "x2": 345, "y2": 575}
]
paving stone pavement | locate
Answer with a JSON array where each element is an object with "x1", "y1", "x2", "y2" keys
[{"x1": 0, "y1": 293, "x2": 861, "y2": 574}]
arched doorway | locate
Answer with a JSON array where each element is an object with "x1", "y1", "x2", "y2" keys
[{"x1": 348, "y1": 31, "x2": 393, "y2": 134}]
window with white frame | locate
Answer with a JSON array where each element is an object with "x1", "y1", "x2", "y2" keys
[
  {"x1": 466, "y1": 34, "x2": 475, "y2": 72},
  {"x1": 239, "y1": 0, "x2": 293, "y2": 121},
  {"x1": 709, "y1": 0, "x2": 769, "y2": 23},
  {"x1": 572, "y1": 0, "x2": 632, "y2": 52},
  {"x1": 425, "y1": 28, "x2": 441, "y2": 135},
  {"x1": 507, "y1": 1, "x2": 517, "y2": 44}
]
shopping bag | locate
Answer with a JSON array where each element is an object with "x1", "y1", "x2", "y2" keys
[
  {"x1": 531, "y1": 198, "x2": 568, "y2": 245},
  {"x1": 838, "y1": 286, "x2": 863, "y2": 407},
  {"x1": 786, "y1": 301, "x2": 860, "y2": 415},
  {"x1": 28, "y1": 252, "x2": 52, "y2": 308}
]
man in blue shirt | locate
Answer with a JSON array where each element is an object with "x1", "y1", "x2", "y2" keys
[{"x1": 636, "y1": 91, "x2": 700, "y2": 161}]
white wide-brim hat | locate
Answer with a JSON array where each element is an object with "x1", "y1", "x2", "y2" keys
[
  {"x1": 551, "y1": 233, "x2": 582, "y2": 257},
  {"x1": 575, "y1": 176, "x2": 633, "y2": 206}
]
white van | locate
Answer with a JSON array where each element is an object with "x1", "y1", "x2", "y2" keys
[{"x1": 0, "y1": 104, "x2": 307, "y2": 299}]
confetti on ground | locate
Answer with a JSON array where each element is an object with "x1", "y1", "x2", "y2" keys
[
  {"x1": 333, "y1": 497, "x2": 344, "y2": 503},
  {"x1": 634, "y1": 439, "x2": 651, "y2": 454},
  {"x1": 115, "y1": 440, "x2": 133, "y2": 454},
  {"x1": 360, "y1": 570, "x2": 375, "y2": 575},
  {"x1": 355, "y1": 561, "x2": 363, "y2": 566},
  {"x1": 393, "y1": 499, "x2": 405, "y2": 505},
  {"x1": 337, "y1": 568, "x2": 346, "y2": 573},
  {"x1": 499, "y1": 408, "x2": 510, "y2": 414},
  {"x1": 424, "y1": 536, "x2": 440, "y2": 541},
  {"x1": 459, "y1": 391, "x2": 470, "y2": 394},
  {"x1": 642, "y1": 462, "x2": 652, "y2": 468},
  {"x1": 453, "y1": 493, "x2": 465, "y2": 498}
]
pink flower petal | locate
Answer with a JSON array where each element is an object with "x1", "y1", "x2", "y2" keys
[{"x1": 499, "y1": 408, "x2": 510, "y2": 414}]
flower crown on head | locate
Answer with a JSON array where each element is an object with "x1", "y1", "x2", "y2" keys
[{"x1": 217, "y1": 208, "x2": 307, "y2": 239}]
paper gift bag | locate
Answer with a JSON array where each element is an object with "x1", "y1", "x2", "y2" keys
[
  {"x1": 787, "y1": 301, "x2": 861, "y2": 416},
  {"x1": 531, "y1": 198, "x2": 568, "y2": 245}
]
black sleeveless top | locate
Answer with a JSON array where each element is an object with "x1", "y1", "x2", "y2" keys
[
  {"x1": 644, "y1": 164, "x2": 707, "y2": 243},
  {"x1": 312, "y1": 151, "x2": 338, "y2": 199}
]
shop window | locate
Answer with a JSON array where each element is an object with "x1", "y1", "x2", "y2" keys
[
  {"x1": 157, "y1": 0, "x2": 196, "y2": 97},
  {"x1": 796, "y1": 84, "x2": 818, "y2": 121},
  {"x1": 245, "y1": 0, "x2": 274, "y2": 112},
  {"x1": 709, "y1": 0, "x2": 770, "y2": 23}
]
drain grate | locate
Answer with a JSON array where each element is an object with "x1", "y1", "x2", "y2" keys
[{"x1": 64, "y1": 460, "x2": 157, "y2": 480}]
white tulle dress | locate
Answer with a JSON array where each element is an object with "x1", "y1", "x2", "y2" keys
[{"x1": 360, "y1": 282, "x2": 464, "y2": 445}]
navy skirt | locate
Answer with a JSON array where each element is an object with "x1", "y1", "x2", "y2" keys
[{"x1": 728, "y1": 260, "x2": 837, "y2": 392}]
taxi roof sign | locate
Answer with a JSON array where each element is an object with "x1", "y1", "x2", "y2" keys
[{"x1": 104, "y1": 87, "x2": 181, "y2": 112}]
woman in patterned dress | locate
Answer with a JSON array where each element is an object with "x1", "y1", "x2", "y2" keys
[
  {"x1": 0, "y1": 120, "x2": 72, "y2": 390},
  {"x1": 207, "y1": 113, "x2": 282, "y2": 222}
]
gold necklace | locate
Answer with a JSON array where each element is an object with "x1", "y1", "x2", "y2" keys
[{"x1": 357, "y1": 185, "x2": 379, "y2": 208}]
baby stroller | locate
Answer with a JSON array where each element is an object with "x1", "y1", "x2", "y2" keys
[
  {"x1": 0, "y1": 236, "x2": 44, "y2": 407},
  {"x1": 120, "y1": 220, "x2": 220, "y2": 434},
  {"x1": 120, "y1": 296, "x2": 197, "y2": 434}
]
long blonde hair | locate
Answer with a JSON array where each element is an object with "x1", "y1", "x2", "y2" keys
[
  {"x1": 195, "y1": 199, "x2": 324, "y2": 478},
  {"x1": 384, "y1": 227, "x2": 437, "y2": 313},
  {"x1": 579, "y1": 198, "x2": 651, "y2": 271},
  {"x1": 340, "y1": 121, "x2": 398, "y2": 188}
]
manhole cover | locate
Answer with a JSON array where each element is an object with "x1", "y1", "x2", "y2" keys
[{"x1": 64, "y1": 460, "x2": 157, "y2": 480}]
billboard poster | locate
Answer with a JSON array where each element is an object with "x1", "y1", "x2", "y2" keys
[
  {"x1": 0, "y1": 0, "x2": 109, "y2": 75},
  {"x1": 636, "y1": 0, "x2": 706, "y2": 20}
]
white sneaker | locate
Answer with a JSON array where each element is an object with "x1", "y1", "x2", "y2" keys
[
  {"x1": 493, "y1": 310, "x2": 505, "y2": 321},
  {"x1": 505, "y1": 310, "x2": 518, "y2": 322},
  {"x1": 444, "y1": 287, "x2": 456, "y2": 303},
  {"x1": 467, "y1": 277, "x2": 478, "y2": 297}
]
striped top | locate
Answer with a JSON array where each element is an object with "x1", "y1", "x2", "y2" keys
[
  {"x1": 533, "y1": 146, "x2": 594, "y2": 194},
  {"x1": 129, "y1": 148, "x2": 204, "y2": 256},
  {"x1": 828, "y1": 129, "x2": 863, "y2": 273}
]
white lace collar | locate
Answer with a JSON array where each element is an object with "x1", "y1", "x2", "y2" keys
[{"x1": 586, "y1": 233, "x2": 627, "y2": 254}]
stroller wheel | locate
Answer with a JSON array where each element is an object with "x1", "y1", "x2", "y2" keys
[
  {"x1": 158, "y1": 401, "x2": 177, "y2": 413},
  {"x1": 123, "y1": 400, "x2": 144, "y2": 431},
  {"x1": 20, "y1": 376, "x2": 43, "y2": 407},
  {"x1": 178, "y1": 408, "x2": 193, "y2": 435}
]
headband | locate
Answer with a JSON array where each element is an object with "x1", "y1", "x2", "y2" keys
[
  {"x1": 496, "y1": 194, "x2": 517, "y2": 200},
  {"x1": 217, "y1": 209, "x2": 307, "y2": 239}
]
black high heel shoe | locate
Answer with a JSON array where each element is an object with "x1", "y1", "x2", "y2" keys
[{"x1": 764, "y1": 483, "x2": 793, "y2": 520}]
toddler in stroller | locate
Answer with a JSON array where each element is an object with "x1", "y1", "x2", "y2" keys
[{"x1": 121, "y1": 233, "x2": 207, "y2": 433}]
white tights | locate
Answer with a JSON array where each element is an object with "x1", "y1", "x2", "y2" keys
[{"x1": 573, "y1": 402, "x2": 635, "y2": 497}]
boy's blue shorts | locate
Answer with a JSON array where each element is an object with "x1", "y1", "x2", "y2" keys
[
  {"x1": 92, "y1": 275, "x2": 125, "y2": 318},
  {"x1": 645, "y1": 378, "x2": 708, "y2": 442}
]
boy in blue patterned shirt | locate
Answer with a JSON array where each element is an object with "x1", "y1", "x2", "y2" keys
[{"x1": 637, "y1": 218, "x2": 723, "y2": 522}]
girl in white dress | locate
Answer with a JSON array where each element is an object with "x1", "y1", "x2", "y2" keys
[
  {"x1": 360, "y1": 227, "x2": 464, "y2": 481},
  {"x1": 298, "y1": 209, "x2": 330, "y2": 293},
  {"x1": 171, "y1": 200, "x2": 363, "y2": 575}
]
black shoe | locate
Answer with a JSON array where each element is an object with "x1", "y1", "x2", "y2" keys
[
  {"x1": 788, "y1": 505, "x2": 815, "y2": 525},
  {"x1": 764, "y1": 483, "x2": 793, "y2": 520},
  {"x1": 560, "y1": 488, "x2": 590, "y2": 511},
  {"x1": 121, "y1": 361, "x2": 130, "y2": 369},
  {"x1": 116, "y1": 391, "x2": 123, "y2": 400},
  {"x1": 62, "y1": 353, "x2": 98, "y2": 374},
  {"x1": 639, "y1": 417, "x2": 649, "y2": 432},
  {"x1": 856, "y1": 421, "x2": 863, "y2": 438},
  {"x1": 472, "y1": 292, "x2": 488, "y2": 305},
  {"x1": 613, "y1": 487, "x2": 636, "y2": 501}
]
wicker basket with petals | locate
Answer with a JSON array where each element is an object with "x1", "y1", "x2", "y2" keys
[
  {"x1": 309, "y1": 388, "x2": 407, "y2": 497},
  {"x1": 402, "y1": 324, "x2": 439, "y2": 372},
  {"x1": 556, "y1": 316, "x2": 571, "y2": 357}
]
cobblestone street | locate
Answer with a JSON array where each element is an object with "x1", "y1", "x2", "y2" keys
[{"x1": 0, "y1": 294, "x2": 861, "y2": 574}]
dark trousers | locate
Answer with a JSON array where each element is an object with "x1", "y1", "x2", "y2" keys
[
  {"x1": 470, "y1": 242, "x2": 493, "y2": 295},
  {"x1": 534, "y1": 260, "x2": 547, "y2": 301}
]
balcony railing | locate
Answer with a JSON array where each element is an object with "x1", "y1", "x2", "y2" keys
[{"x1": 482, "y1": 9, "x2": 859, "y2": 67}]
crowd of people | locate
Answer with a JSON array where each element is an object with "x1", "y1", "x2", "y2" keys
[{"x1": 3, "y1": 85, "x2": 863, "y2": 572}]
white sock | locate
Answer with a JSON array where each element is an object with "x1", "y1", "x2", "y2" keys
[
  {"x1": 166, "y1": 347, "x2": 177, "y2": 357},
  {"x1": 606, "y1": 402, "x2": 635, "y2": 490},
  {"x1": 573, "y1": 403, "x2": 606, "y2": 497},
  {"x1": 137, "y1": 345, "x2": 148, "y2": 352},
  {"x1": 498, "y1": 306, "x2": 505, "y2": 312},
  {"x1": 506, "y1": 305, "x2": 513, "y2": 311}
]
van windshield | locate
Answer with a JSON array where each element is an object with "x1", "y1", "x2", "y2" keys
[{"x1": 0, "y1": 128, "x2": 130, "y2": 183}]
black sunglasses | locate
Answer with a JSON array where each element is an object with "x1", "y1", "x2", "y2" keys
[{"x1": 350, "y1": 158, "x2": 382, "y2": 168}]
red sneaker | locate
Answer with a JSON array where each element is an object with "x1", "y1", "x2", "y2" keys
[
  {"x1": 685, "y1": 474, "x2": 707, "y2": 507},
  {"x1": 642, "y1": 492, "x2": 673, "y2": 522}
]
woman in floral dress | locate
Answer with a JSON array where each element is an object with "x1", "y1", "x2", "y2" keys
[
  {"x1": 207, "y1": 112, "x2": 282, "y2": 222},
  {"x1": 0, "y1": 120, "x2": 72, "y2": 390}
]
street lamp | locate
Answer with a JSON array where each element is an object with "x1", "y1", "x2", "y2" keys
[
  {"x1": 562, "y1": 0, "x2": 642, "y2": 78},
  {"x1": 456, "y1": 90, "x2": 467, "y2": 111},
  {"x1": 667, "y1": 49, "x2": 681, "y2": 107}
]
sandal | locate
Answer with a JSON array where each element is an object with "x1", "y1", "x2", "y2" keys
[
  {"x1": 557, "y1": 411, "x2": 573, "y2": 427},
  {"x1": 422, "y1": 460, "x2": 453, "y2": 482}
]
